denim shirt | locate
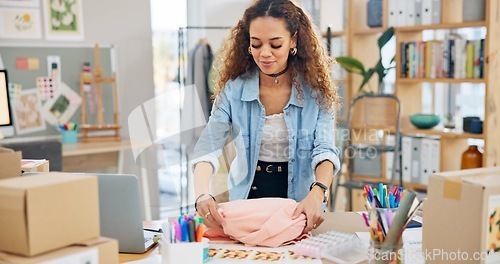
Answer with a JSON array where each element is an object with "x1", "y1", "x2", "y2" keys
[{"x1": 192, "y1": 71, "x2": 340, "y2": 202}]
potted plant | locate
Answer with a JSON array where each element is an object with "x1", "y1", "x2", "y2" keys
[{"x1": 336, "y1": 27, "x2": 395, "y2": 94}]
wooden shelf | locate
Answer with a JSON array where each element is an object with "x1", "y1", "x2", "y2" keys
[
  {"x1": 322, "y1": 31, "x2": 345, "y2": 38},
  {"x1": 352, "y1": 175, "x2": 391, "y2": 184},
  {"x1": 397, "y1": 78, "x2": 486, "y2": 84},
  {"x1": 350, "y1": 125, "x2": 484, "y2": 139},
  {"x1": 404, "y1": 182, "x2": 427, "y2": 191},
  {"x1": 352, "y1": 27, "x2": 387, "y2": 35},
  {"x1": 395, "y1": 21, "x2": 487, "y2": 32},
  {"x1": 401, "y1": 128, "x2": 484, "y2": 139},
  {"x1": 350, "y1": 125, "x2": 397, "y2": 132}
]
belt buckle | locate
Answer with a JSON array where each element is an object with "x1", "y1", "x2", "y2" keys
[{"x1": 264, "y1": 165, "x2": 282, "y2": 173}]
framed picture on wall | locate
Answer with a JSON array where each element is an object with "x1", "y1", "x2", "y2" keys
[
  {"x1": 12, "y1": 88, "x2": 46, "y2": 135},
  {"x1": 43, "y1": 0, "x2": 84, "y2": 41},
  {"x1": 0, "y1": 0, "x2": 39, "y2": 8},
  {"x1": 42, "y1": 82, "x2": 81, "y2": 125},
  {"x1": 0, "y1": 7, "x2": 42, "y2": 39}
]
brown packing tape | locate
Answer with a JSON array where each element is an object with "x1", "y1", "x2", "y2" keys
[{"x1": 443, "y1": 177, "x2": 463, "y2": 200}]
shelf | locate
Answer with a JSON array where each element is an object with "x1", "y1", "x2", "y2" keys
[
  {"x1": 351, "y1": 27, "x2": 387, "y2": 35},
  {"x1": 350, "y1": 125, "x2": 484, "y2": 139},
  {"x1": 397, "y1": 78, "x2": 486, "y2": 84},
  {"x1": 404, "y1": 182, "x2": 427, "y2": 191},
  {"x1": 395, "y1": 21, "x2": 487, "y2": 33},
  {"x1": 352, "y1": 175, "x2": 391, "y2": 185},
  {"x1": 401, "y1": 128, "x2": 484, "y2": 139},
  {"x1": 322, "y1": 31, "x2": 345, "y2": 38},
  {"x1": 350, "y1": 125, "x2": 397, "y2": 132}
]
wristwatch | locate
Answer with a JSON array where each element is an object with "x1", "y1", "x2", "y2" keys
[{"x1": 310, "y1": 181, "x2": 329, "y2": 203}]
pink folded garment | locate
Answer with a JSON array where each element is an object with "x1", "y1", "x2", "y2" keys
[{"x1": 204, "y1": 198, "x2": 307, "y2": 247}]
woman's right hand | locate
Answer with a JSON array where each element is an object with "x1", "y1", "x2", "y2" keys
[{"x1": 196, "y1": 195, "x2": 225, "y2": 228}]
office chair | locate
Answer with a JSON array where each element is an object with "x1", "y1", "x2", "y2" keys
[{"x1": 331, "y1": 93, "x2": 402, "y2": 211}]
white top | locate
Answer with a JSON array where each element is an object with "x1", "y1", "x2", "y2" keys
[{"x1": 258, "y1": 113, "x2": 289, "y2": 162}]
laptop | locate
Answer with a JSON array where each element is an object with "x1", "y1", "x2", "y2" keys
[{"x1": 95, "y1": 173, "x2": 157, "y2": 253}]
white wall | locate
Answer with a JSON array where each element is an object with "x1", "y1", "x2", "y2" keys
[
  {"x1": 83, "y1": 0, "x2": 155, "y2": 135},
  {"x1": 187, "y1": 0, "x2": 251, "y2": 52},
  {"x1": 2, "y1": 0, "x2": 158, "y2": 219},
  {"x1": 1, "y1": 0, "x2": 155, "y2": 137}
]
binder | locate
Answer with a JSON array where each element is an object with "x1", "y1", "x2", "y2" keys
[
  {"x1": 429, "y1": 138, "x2": 440, "y2": 176},
  {"x1": 431, "y1": 0, "x2": 441, "y2": 24},
  {"x1": 420, "y1": 138, "x2": 432, "y2": 184},
  {"x1": 396, "y1": 0, "x2": 407, "y2": 27},
  {"x1": 402, "y1": 136, "x2": 412, "y2": 183},
  {"x1": 388, "y1": 0, "x2": 398, "y2": 27},
  {"x1": 410, "y1": 137, "x2": 422, "y2": 183},
  {"x1": 406, "y1": 0, "x2": 416, "y2": 26},
  {"x1": 421, "y1": 0, "x2": 432, "y2": 25},
  {"x1": 414, "y1": 0, "x2": 423, "y2": 25}
]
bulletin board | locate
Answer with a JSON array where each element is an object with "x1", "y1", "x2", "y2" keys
[{"x1": 0, "y1": 43, "x2": 115, "y2": 136}]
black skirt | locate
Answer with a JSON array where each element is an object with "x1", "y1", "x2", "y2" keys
[{"x1": 247, "y1": 160, "x2": 288, "y2": 199}]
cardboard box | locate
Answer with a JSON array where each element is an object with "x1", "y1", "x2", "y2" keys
[
  {"x1": 0, "y1": 147, "x2": 21, "y2": 179},
  {"x1": 423, "y1": 167, "x2": 500, "y2": 263},
  {"x1": 0, "y1": 173, "x2": 100, "y2": 256},
  {"x1": 0, "y1": 237, "x2": 119, "y2": 263},
  {"x1": 21, "y1": 159, "x2": 50, "y2": 173}
]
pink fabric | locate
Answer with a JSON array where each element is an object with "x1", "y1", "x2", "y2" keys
[{"x1": 204, "y1": 198, "x2": 307, "y2": 247}]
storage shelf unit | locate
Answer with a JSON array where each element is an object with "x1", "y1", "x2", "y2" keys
[
  {"x1": 335, "y1": 0, "x2": 499, "y2": 191},
  {"x1": 397, "y1": 78, "x2": 486, "y2": 84},
  {"x1": 395, "y1": 21, "x2": 486, "y2": 32}
]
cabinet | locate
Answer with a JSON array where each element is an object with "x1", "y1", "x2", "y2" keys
[{"x1": 333, "y1": 0, "x2": 499, "y2": 190}]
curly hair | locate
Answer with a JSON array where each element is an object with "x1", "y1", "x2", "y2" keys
[{"x1": 212, "y1": 0, "x2": 339, "y2": 111}]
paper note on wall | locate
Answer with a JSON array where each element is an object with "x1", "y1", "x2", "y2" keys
[
  {"x1": 36, "y1": 77, "x2": 55, "y2": 101},
  {"x1": 0, "y1": 52, "x2": 4, "y2": 69}
]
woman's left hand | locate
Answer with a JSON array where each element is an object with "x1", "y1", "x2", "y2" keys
[{"x1": 292, "y1": 188, "x2": 325, "y2": 234}]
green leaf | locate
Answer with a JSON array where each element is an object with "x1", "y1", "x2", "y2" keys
[
  {"x1": 336, "y1": 57, "x2": 366, "y2": 74},
  {"x1": 359, "y1": 68, "x2": 375, "y2": 93},
  {"x1": 390, "y1": 55, "x2": 396, "y2": 64},
  {"x1": 374, "y1": 61, "x2": 386, "y2": 83},
  {"x1": 378, "y1": 27, "x2": 394, "y2": 50}
]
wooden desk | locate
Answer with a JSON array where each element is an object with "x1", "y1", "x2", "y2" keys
[
  {"x1": 62, "y1": 139, "x2": 131, "y2": 172},
  {"x1": 119, "y1": 212, "x2": 367, "y2": 264}
]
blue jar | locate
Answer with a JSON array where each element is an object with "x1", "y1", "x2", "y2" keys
[{"x1": 367, "y1": 0, "x2": 383, "y2": 27}]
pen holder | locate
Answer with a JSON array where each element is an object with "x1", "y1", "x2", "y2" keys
[
  {"x1": 61, "y1": 130, "x2": 78, "y2": 144},
  {"x1": 368, "y1": 239, "x2": 404, "y2": 264},
  {"x1": 160, "y1": 237, "x2": 209, "y2": 264}
]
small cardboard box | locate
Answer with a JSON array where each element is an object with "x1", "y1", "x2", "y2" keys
[
  {"x1": 423, "y1": 167, "x2": 500, "y2": 263},
  {"x1": 0, "y1": 147, "x2": 21, "y2": 179},
  {"x1": 0, "y1": 173, "x2": 100, "y2": 256},
  {"x1": 21, "y1": 159, "x2": 50, "y2": 173},
  {"x1": 0, "y1": 237, "x2": 119, "y2": 263}
]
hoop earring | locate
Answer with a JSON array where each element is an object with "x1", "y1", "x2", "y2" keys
[
  {"x1": 248, "y1": 46, "x2": 252, "y2": 55},
  {"x1": 290, "y1": 47, "x2": 297, "y2": 56}
]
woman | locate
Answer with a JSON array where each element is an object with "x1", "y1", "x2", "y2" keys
[{"x1": 192, "y1": 0, "x2": 340, "y2": 234}]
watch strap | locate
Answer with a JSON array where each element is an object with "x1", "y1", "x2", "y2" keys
[
  {"x1": 310, "y1": 181, "x2": 329, "y2": 203},
  {"x1": 310, "y1": 181, "x2": 328, "y2": 192}
]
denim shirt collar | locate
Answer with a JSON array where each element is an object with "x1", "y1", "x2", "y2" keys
[{"x1": 240, "y1": 70, "x2": 305, "y2": 108}]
